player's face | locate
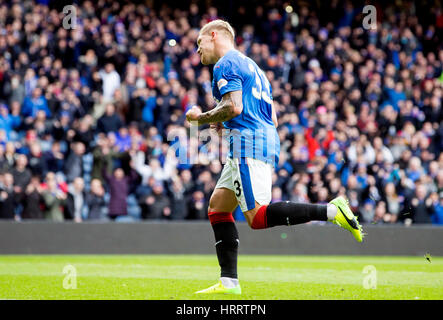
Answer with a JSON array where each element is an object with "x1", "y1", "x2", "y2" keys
[{"x1": 197, "y1": 33, "x2": 215, "y2": 65}]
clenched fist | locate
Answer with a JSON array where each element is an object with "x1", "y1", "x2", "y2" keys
[{"x1": 186, "y1": 105, "x2": 202, "y2": 123}]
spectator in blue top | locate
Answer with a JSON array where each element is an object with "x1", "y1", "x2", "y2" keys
[
  {"x1": 141, "y1": 89, "x2": 157, "y2": 127},
  {"x1": 431, "y1": 195, "x2": 443, "y2": 225},
  {"x1": 115, "y1": 127, "x2": 132, "y2": 152},
  {"x1": 0, "y1": 104, "x2": 20, "y2": 140},
  {"x1": 21, "y1": 87, "x2": 51, "y2": 119},
  {"x1": 382, "y1": 78, "x2": 407, "y2": 112}
]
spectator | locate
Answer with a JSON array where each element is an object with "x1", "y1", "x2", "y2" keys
[
  {"x1": 27, "y1": 141, "x2": 46, "y2": 177},
  {"x1": 64, "y1": 142, "x2": 85, "y2": 183},
  {"x1": 127, "y1": 88, "x2": 146, "y2": 124},
  {"x1": 69, "y1": 115, "x2": 95, "y2": 152},
  {"x1": 382, "y1": 182, "x2": 402, "y2": 223},
  {"x1": 99, "y1": 63, "x2": 121, "y2": 102},
  {"x1": 141, "y1": 88, "x2": 157, "y2": 128},
  {"x1": 65, "y1": 177, "x2": 87, "y2": 222},
  {"x1": 272, "y1": 186, "x2": 283, "y2": 202},
  {"x1": 141, "y1": 181, "x2": 171, "y2": 220},
  {"x1": 42, "y1": 141, "x2": 65, "y2": 175},
  {"x1": 85, "y1": 179, "x2": 107, "y2": 220},
  {"x1": 168, "y1": 178, "x2": 188, "y2": 220},
  {"x1": 12, "y1": 154, "x2": 32, "y2": 200},
  {"x1": 21, "y1": 87, "x2": 51, "y2": 120},
  {"x1": 187, "y1": 190, "x2": 207, "y2": 220},
  {"x1": 115, "y1": 127, "x2": 132, "y2": 152},
  {"x1": 0, "y1": 173, "x2": 19, "y2": 220},
  {"x1": 180, "y1": 169, "x2": 195, "y2": 197},
  {"x1": 21, "y1": 176, "x2": 44, "y2": 220},
  {"x1": 3, "y1": 142, "x2": 16, "y2": 170},
  {"x1": 41, "y1": 174, "x2": 66, "y2": 222},
  {"x1": 360, "y1": 199, "x2": 376, "y2": 224},
  {"x1": 102, "y1": 165, "x2": 138, "y2": 220},
  {"x1": 431, "y1": 194, "x2": 443, "y2": 225},
  {"x1": 289, "y1": 183, "x2": 309, "y2": 203},
  {"x1": 408, "y1": 184, "x2": 435, "y2": 224},
  {"x1": 373, "y1": 201, "x2": 388, "y2": 224},
  {"x1": 0, "y1": 104, "x2": 20, "y2": 140},
  {"x1": 97, "y1": 103, "x2": 123, "y2": 134},
  {"x1": 0, "y1": 144, "x2": 10, "y2": 173},
  {"x1": 6, "y1": 74, "x2": 26, "y2": 106},
  {"x1": 406, "y1": 157, "x2": 425, "y2": 183},
  {"x1": 91, "y1": 135, "x2": 120, "y2": 184}
]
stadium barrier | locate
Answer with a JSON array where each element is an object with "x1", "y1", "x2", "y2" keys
[{"x1": 0, "y1": 221, "x2": 442, "y2": 256}]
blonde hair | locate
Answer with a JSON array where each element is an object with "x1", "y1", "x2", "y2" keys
[{"x1": 200, "y1": 19, "x2": 235, "y2": 43}]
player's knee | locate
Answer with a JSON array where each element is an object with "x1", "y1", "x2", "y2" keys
[
  {"x1": 247, "y1": 205, "x2": 268, "y2": 230},
  {"x1": 208, "y1": 211, "x2": 234, "y2": 225},
  {"x1": 244, "y1": 212, "x2": 256, "y2": 229}
]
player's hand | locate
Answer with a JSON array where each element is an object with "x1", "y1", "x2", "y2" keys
[{"x1": 186, "y1": 106, "x2": 202, "y2": 123}]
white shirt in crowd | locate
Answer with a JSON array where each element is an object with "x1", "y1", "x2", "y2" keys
[{"x1": 99, "y1": 69, "x2": 121, "y2": 101}]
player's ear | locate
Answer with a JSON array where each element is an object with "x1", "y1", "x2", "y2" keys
[{"x1": 211, "y1": 30, "x2": 217, "y2": 40}]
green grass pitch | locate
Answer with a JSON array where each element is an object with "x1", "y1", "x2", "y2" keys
[{"x1": 0, "y1": 255, "x2": 442, "y2": 300}]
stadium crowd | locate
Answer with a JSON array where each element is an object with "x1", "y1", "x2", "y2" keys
[{"x1": 0, "y1": 0, "x2": 442, "y2": 225}]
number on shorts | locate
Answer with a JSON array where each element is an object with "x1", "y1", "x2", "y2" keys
[{"x1": 234, "y1": 180, "x2": 241, "y2": 197}]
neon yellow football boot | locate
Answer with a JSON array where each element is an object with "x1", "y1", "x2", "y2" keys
[
  {"x1": 195, "y1": 280, "x2": 241, "y2": 295},
  {"x1": 329, "y1": 196, "x2": 364, "y2": 242}
]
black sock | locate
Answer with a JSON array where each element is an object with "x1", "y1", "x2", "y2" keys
[
  {"x1": 212, "y1": 222, "x2": 239, "y2": 279},
  {"x1": 266, "y1": 201, "x2": 328, "y2": 227}
]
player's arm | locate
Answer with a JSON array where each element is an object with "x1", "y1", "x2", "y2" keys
[
  {"x1": 271, "y1": 101, "x2": 278, "y2": 128},
  {"x1": 186, "y1": 90, "x2": 243, "y2": 125}
]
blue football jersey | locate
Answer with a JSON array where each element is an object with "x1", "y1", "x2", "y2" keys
[{"x1": 212, "y1": 49, "x2": 280, "y2": 166}]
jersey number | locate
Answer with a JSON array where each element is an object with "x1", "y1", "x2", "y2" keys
[
  {"x1": 250, "y1": 64, "x2": 272, "y2": 104},
  {"x1": 237, "y1": 52, "x2": 272, "y2": 104},
  {"x1": 234, "y1": 180, "x2": 242, "y2": 197}
]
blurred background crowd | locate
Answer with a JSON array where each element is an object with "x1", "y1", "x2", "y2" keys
[{"x1": 0, "y1": 0, "x2": 441, "y2": 225}]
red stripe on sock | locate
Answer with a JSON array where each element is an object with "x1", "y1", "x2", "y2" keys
[
  {"x1": 208, "y1": 211, "x2": 234, "y2": 225},
  {"x1": 251, "y1": 205, "x2": 268, "y2": 229}
]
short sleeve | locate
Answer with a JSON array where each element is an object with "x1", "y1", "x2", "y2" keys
[{"x1": 213, "y1": 59, "x2": 242, "y2": 96}]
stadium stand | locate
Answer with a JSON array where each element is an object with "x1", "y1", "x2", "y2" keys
[{"x1": 0, "y1": 0, "x2": 441, "y2": 225}]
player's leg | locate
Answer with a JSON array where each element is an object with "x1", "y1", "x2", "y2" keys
[
  {"x1": 196, "y1": 159, "x2": 241, "y2": 294},
  {"x1": 207, "y1": 187, "x2": 239, "y2": 283},
  {"x1": 243, "y1": 200, "x2": 329, "y2": 228},
  {"x1": 196, "y1": 188, "x2": 241, "y2": 294},
  {"x1": 244, "y1": 197, "x2": 363, "y2": 242},
  {"x1": 235, "y1": 158, "x2": 363, "y2": 242}
]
